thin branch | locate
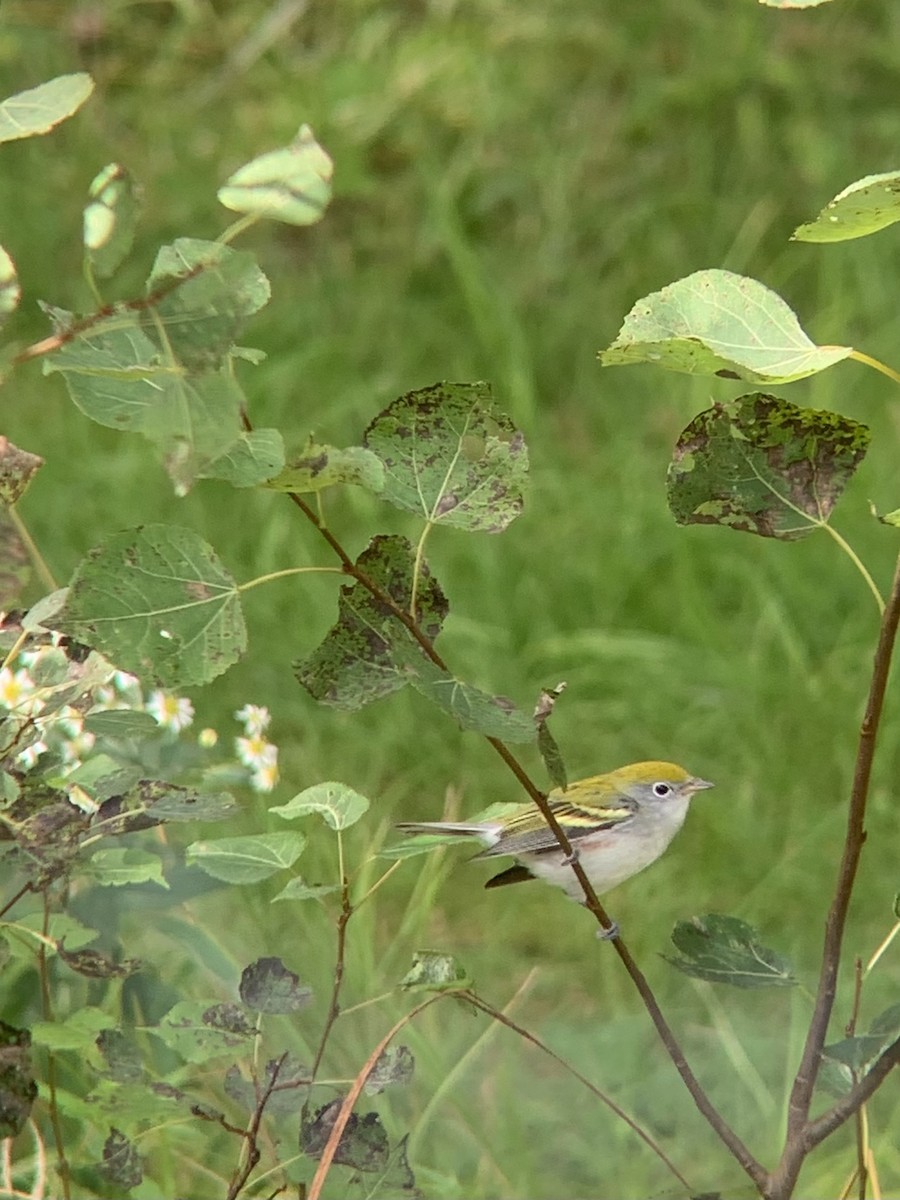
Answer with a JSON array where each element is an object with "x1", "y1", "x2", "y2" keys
[
  {"x1": 308, "y1": 883, "x2": 351, "y2": 1086},
  {"x1": 769, "y1": 552, "x2": 900, "y2": 1200},
  {"x1": 225, "y1": 1051, "x2": 289, "y2": 1200},
  {"x1": 306, "y1": 995, "x2": 444, "y2": 1200},
  {"x1": 802, "y1": 1039, "x2": 899, "y2": 1152},
  {"x1": 464, "y1": 990, "x2": 694, "y2": 1195},
  {"x1": 278, "y1": 477, "x2": 766, "y2": 1188}
]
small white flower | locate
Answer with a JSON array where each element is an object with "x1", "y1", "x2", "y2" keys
[
  {"x1": 146, "y1": 690, "x2": 194, "y2": 732},
  {"x1": 236, "y1": 734, "x2": 277, "y2": 769},
  {"x1": 198, "y1": 727, "x2": 218, "y2": 749},
  {"x1": 60, "y1": 729, "x2": 96, "y2": 765},
  {"x1": 235, "y1": 704, "x2": 271, "y2": 736},
  {"x1": 0, "y1": 667, "x2": 44, "y2": 717},
  {"x1": 16, "y1": 740, "x2": 48, "y2": 770},
  {"x1": 250, "y1": 760, "x2": 279, "y2": 792}
]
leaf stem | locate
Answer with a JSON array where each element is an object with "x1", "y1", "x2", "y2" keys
[
  {"x1": 39, "y1": 893, "x2": 71, "y2": 1200},
  {"x1": 237, "y1": 565, "x2": 344, "y2": 593},
  {"x1": 8, "y1": 507, "x2": 58, "y2": 593},
  {"x1": 820, "y1": 524, "x2": 885, "y2": 615},
  {"x1": 848, "y1": 350, "x2": 900, "y2": 386},
  {"x1": 217, "y1": 213, "x2": 262, "y2": 245}
]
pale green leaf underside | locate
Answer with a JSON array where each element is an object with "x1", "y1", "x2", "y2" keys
[
  {"x1": 404, "y1": 654, "x2": 535, "y2": 743},
  {"x1": 265, "y1": 441, "x2": 385, "y2": 495},
  {"x1": 218, "y1": 124, "x2": 333, "y2": 226},
  {"x1": 58, "y1": 524, "x2": 246, "y2": 687},
  {"x1": 84, "y1": 848, "x2": 169, "y2": 889},
  {"x1": 0, "y1": 73, "x2": 94, "y2": 143},
  {"x1": 792, "y1": 170, "x2": 900, "y2": 243},
  {"x1": 599, "y1": 269, "x2": 852, "y2": 383},
  {"x1": 83, "y1": 163, "x2": 141, "y2": 279},
  {"x1": 0, "y1": 245, "x2": 21, "y2": 329},
  {"x1": 270, "y1": 781, "x2": 370, "y2": 830},
  {"x1": 186, "y1": 832, "x2": 306, "y2": 883}
]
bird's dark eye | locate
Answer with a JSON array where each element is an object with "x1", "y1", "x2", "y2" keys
[{"x1": 652, "y1": 782, "x2": 672, "y2": 798}]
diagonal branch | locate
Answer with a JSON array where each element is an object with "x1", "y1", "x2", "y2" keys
[
  {"x1": 802, "y1": 1037, "x2": 899, "y2": 1152},
  {"x1": 280, "y1": 483, "x2": 766, "y2": 1189}
]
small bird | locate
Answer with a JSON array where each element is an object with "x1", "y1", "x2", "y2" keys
[{"x1": 396, "y1": 761, "x2": 713, "y2": 903}]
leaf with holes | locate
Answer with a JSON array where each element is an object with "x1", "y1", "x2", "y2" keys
[
  {"x1": 0, "y1": 437, "x2": 43, "y2": 506},
  {"x1": 295, "y1": 534, "x2": 448, "y2": 710},
  {"x1": 599, "y1": 270, "x2": 852, "y2": 383},
  {"x1": 57, "y1": 524, "x2": 246, "y2": 686},
  {"x1": 793, "y1": 172, "x2": 900, "y2": 241},
  {"x1": 150, "y1": 1000, "x2": 256, "y2": 1064},
  {"x1": 239, "y1": 957, "x2": 312, "y2": 1014},
  {"x1": 666, "y1": 914, "x2": 796, "y2": 988},
  {"x1": 364, "y1": 382, "x2": 528, "y2": 531},
  {"x1": 667, "y1": 394, "x2": 869, "y2": 540}
]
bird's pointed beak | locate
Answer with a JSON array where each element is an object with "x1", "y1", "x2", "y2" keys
[{"x1": 687, "y1": 777, "x2": 714, "y2": 794}]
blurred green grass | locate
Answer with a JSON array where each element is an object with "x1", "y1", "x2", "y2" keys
[{"x1": 3, "y1": 1, "x2": 900, "y2": 1196}]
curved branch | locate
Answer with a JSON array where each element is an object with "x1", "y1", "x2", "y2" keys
[{"x1": 803, "y1": 1038, "x2": 899, "y2": 1152}]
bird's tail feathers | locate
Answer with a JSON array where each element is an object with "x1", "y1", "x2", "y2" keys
[{"x1": 395, "y1": 821, "x2": 486, "y2": 838}]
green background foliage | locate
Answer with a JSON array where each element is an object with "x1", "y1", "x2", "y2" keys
[{"x1": 2, "y1": 1, "x2": 900, "y2": 1196}]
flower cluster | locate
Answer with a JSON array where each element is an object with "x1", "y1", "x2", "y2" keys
[{"x1": 1, "y1": 625, "x2": 280, "y2": 800}]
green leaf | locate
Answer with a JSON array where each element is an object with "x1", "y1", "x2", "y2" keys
[
  {"x1": 58, "y1": 524, "x2": 246, "y2": 687},
  {"x1": 0, "y1": 245, "x2": 20, "y2": 331},
  {"x1": 0, "y1": 1021, "x2": 36, "y2": 1138},
  {"x1": 202, "y1": 426, "x2": 285, "y2": 489},
  {"x1": 83, "y1": 164, "x2": 141, "y2": 279},
  {"x1": 63, "y1": 753, "x2": 142, "y2": 803},
  {"x1": 0, "y1": 437, "x2": 43, "y2": 507},
  {"x1": 92, "y1": 780, "x2": 238, "y2": 835},
  {"x1": 6, "y1": 913, "x2": 98, "y2": 958},
  {"x1": 144, "y1": 238, "x2": 270, "y2": 370},
  {"x1": 31, "y1": 1007, "x2": 112, "y2": 1050},
  {"x1": 186, "y1": 832, "x2": 306, "y2": 884},
  {"x1": 403, "y1": 655, "x2": 535, "y2": 742},
  {"x1": 101, "y1": 1128, "x2": 142, "y2": 1190},
  {"x1": 822, "y1": 1002, "x2": 900, "y2": 1072},
  {"x1": 793, "y1": 171, "x2": 900, "y2": 244},
  {"x1": 84, "y1": 848, "x2": 169, "y2": 889},
  {"x1": 224, "y1": 1055, "x2": 309, "y2": 1114},
  {"x1": 666, "y1": 914, "x2": 796, "y2": 988},
  {"x1": 399, "y1": 950, "x2": 473, "y2": 993},
  {"x1": 295, "y1": 534, "x2": 448, "y2": 711},
  {"x1": 265, "y1": 439, "x2": 385, "y2": 495},
  {"x1": 365, "y1": 1046, "x2": 414, "y2": 1096},
  {"x1": 0, "y1": 73, "x2": 94, "y2": 143},
  {"x1": 302, "y1": 1099, "x2": 389, "y2": 1173},
  {"x1": 270, "y1": 781, "x2": 370, "y2": 830},
  {"x1": 218, "y1": 124, "x2": 333, "y2": 226},
  {"x1": 239, "y1": 956, "x2": 312, "y2": 1014},
  {"x1": 364, "y1": 381, "x2": 528, "y2": 531},
  {"x1": 873, "y1": 506, "x2": 900, "y2": 528},
  {"x1": 667, "y1": 393, "x2": 870, "y2": 540},
  {"x1": 0, "y1": 510, "x2": 29, "y2": 608},
  {"x1": 271, "y1": 878, "x2": 342, "y2": 903},
  {"x1": 96, "y1": 1030, "x2": 144, "y2": 1084},
  {"x1": 599, "y1": 269, "x2": 852, "y2": 383},
  {"x1": 83, "y1": 709, "x2": 161, "y2": 738},
  {"x1": 150, "y1": 1000, "x2": 256, "y2": 1063}
]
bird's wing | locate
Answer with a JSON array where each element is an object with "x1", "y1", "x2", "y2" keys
[{"x1": 472, "y1": 791, "x2": 637, "y2": 859}]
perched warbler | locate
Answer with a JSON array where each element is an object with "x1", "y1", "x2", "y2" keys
[{"x1": 396, "y1": 761, "x2": 713, "y2": 902}]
